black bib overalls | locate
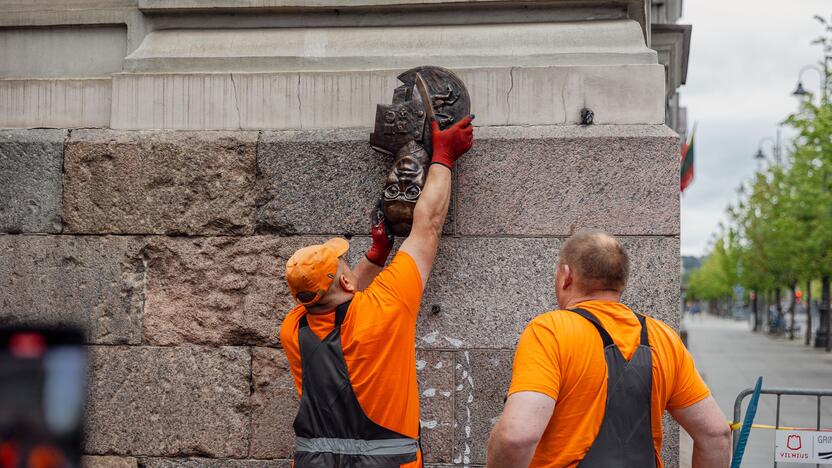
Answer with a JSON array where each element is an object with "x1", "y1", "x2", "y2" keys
[
  {"x1": 569, "y1": 308, "x2": 658, "y2": 468},
  {"x1": 293, "y1": 301, "x2": 420, "y2": 468}
]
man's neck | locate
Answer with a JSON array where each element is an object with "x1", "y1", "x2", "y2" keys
[
  {"x1": 563, "y1": 290, "x2": 622, "y2": 309},
  {"x1": 305, "y1": 293, "x2": 355, "y2": 315}
]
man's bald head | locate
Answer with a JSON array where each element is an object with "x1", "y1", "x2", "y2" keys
[{"x1": 558, "y1": 229, "x2": 630, "y2": 293}]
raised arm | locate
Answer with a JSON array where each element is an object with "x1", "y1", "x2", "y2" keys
[{"x1": 400, "y1": 116, "x2": 474, "y2": 287}]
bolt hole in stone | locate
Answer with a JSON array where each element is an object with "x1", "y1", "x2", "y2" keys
[
  {"x1": 580, "y1": 107, "x2": 595, "y2": 125},
  {"x1": 431, "y1": 304, "x2": 441, "y2": 315}
]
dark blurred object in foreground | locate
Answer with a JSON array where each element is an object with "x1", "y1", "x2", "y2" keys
[{"x1": 0, "y1": 328, "x2": 86, "y2": 468}]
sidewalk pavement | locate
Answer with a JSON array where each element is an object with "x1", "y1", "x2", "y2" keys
[{"x1": 679, "y1": 314, "x2": 832, "y2": 468}]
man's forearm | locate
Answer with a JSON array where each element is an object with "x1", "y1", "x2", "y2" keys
[
  {"x1": 399, "y1": 165, "x2": 452, "y2": 287},
  {"x1": 486, "y1": 437, "x2": 536, "y2": 468},
  {"x1": 692, "y1": 436, "x2": 731, "y2": 468},
  {"x1": 399, "y1": 115, "x2": 472, "y2": 286},
  {"x1": 412, "y1": 164, "x2": 452, "y2": 235}
]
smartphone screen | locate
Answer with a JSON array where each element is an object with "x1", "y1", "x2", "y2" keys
[{"x1": 0, "y1": 328, "x2": 86, "y2": 468}]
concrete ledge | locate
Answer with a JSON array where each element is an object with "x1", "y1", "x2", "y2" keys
[
  {"x1": 111, "y1": 19, "x2": 663, "y2": 129},
  {"x1": 0, "y1": 25, "x2": 126, "y2": 78},
  {"x1": 0, "y1": 78, "x2": 111, "y2": 128},
  {"x1": 123, "y1": 21, "x2": 655, "y2": 73},
  {"x1": 111, "y1": 65, "x2": 664, "y2": 129}
]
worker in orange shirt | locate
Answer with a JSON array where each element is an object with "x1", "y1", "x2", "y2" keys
[
  {"x1": 486, "y1": 229, "x2": 732, "y2": 468},
  {"x1": 280, "y1": 116, "x2": 474, "y2": 467}
]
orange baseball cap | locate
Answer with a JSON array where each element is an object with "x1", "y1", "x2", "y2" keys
[{"x1": 285, "y1": 238, "x2": 350, "y2": 306}]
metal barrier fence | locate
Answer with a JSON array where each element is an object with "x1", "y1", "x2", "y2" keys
[{"x1": 733, "y1": 387, "x2": 832, "y2": 467}]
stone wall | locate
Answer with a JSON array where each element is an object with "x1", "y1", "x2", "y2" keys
[{"x1": 0, "y1": 124, "x2": 680, "y2": 467}]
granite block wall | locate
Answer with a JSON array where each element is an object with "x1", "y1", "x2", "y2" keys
[{"x1": 0, "y1": 126, "x2": 681, "y2": 468}]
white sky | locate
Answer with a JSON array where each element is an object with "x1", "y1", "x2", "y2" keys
[{"x1": 679, "y1": 0, "x2": 831, "y2": 256}]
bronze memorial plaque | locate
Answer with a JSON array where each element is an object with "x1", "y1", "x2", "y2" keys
[{"x1": 369, "y1": 66, "x2": 471, "y2": 236}]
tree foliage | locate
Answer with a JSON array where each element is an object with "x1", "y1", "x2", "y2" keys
[{"x1": 686, "y1": 15, "x2": 832, "y2": 301}]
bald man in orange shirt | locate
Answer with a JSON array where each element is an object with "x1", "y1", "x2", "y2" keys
[{"x1": 487, "y1": 229, "x2": 731, "y2": 468}]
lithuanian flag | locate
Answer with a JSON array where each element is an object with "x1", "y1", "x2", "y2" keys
[{"x1": 680, "y1": 125, "x2": 695, "y2": 193}]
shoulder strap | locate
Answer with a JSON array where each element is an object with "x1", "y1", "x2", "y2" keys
[
  {"x1": 568, "y1": 308, "x2": 615, "y2": 347},
  {"x1": 335, "y1": 300, "x2": 352, "y2": 327},
  {"x1": 635, "y1": 312, "x2": 650, "y2": 346},
  {"x1": 297, "y1": 299, "x2": 352, "y2": 329}
]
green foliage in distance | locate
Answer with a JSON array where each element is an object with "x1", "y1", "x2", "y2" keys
[{"x1": 686, "y1": 14, "x2": 832, "y2": 300}]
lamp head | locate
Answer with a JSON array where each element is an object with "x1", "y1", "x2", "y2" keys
[
  {"x1": 792, "y1": 81, "x2": 809, "y2": 97},
  {"x1": 754, "y1": 148, "x2": 765, "y2": 161}
]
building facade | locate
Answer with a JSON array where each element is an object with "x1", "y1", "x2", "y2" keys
[{"x1": 0, "y1": 1, "x2": 689, "y2": 467}]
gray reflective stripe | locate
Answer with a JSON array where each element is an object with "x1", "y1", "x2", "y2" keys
[{"x1": 295, "y1": 437, "x2": 419, "y2": 455}]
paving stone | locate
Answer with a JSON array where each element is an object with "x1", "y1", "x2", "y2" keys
[
  {"x1": 0, "y1": 235, "x2": 144, "y2": 344},
  {"x1": 64, "y1": 130, "x2": 257, "y2": 235},
  {"x1": 84, "y1": 346, "x2": 250, "y2": 457},
  {"x1": 256, "y1": 129, "x2": 453, "y2": 236},
  {"x1": 139, "y1": 458, "x2": 292, "y2": 468},
  {"x1": 81, "y1": 456, "x2": 138, "y2": 468},
  {"x1": 453, "y1": 349, "x2": 513, "y2": 465},
  {"x1": 249, "y1": 347, "x2": 299, "y2": 459},
  {"x1": 456, "y1": 125, "x2": 680, "y2": 236},
  {"x1": 417, "y1": 350, "x2": 455, "y2": 464},
  {"x1": 0, "y1": 129, "x2": 64, "y2": 233},
  {"x1": 143, "y1": 235, "x2": 327, "y2": 346}
]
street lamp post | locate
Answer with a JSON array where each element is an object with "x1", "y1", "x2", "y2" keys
[
  {"x1": 754, "y1": 136, "x2": 779, "y2": 169},
  {"x1": 792, "y1": 55, "x2": 832, "y2": 350},
  {"x1": 792, "y1": 56, "x2": 831, "y2": 103}
]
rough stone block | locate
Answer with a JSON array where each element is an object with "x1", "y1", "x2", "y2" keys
[
  {"x1": 85, "y1": 346, "x2": 250, "y2": 457},
  {"x1": 453, "y1": 350, "x2": 513, "y2": 465},
  {"x1": 256, "y1": 129, "x2": 453, "y2": 236},
  {"x1": 143, "y1": 235, "x2": 326, "y2": 346},
  {"x1": 619, "y1": 236, "x2": 683, "y2": 331},
  {"x1": 0, "y1": 129, "x2": 64, "y2": 233},
  {"x1": 140, "y1": 459, "x2": 291, "y2": 468},
  {"x1": 417, "y1": 350, "x2": 455, "y2": 464},
  {"x1": 249, "y1": 347, "x2": 299, "y2": 459},
  {"x1": 64, "y1": 130, "x2": 257, "y2": 235},
  {"x1": 416, "y1": 236, "x2": 680, "y2": 350},
  {"x1": 662, "y1": 414, "x2": 680, "y2": 468},
  {"x1": 0, "y1": 235, "x2": 144, "y2": 344},
  {"x1": 81, "y1": 456, "x2": 138, "y2": 468},
  {"x1": 456, "y1": 125, "x2": 680, "y2": 236}
]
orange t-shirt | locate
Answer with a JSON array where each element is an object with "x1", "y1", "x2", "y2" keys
[
  {"x1": 280, "y1": 251, "x2": 423, "y2": 468},
  {"x1": 508, "y1": 300, "x2": 710, "y2": 468}
]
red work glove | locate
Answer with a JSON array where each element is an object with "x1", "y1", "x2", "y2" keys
[
  {"x1": 366, "y1": 200, "x2": 394, "y2": 266},
  {"x1": 431, "y1": 115, "x2": 475, "y2": 169}
]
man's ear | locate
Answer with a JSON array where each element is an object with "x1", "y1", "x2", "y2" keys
[
  {"x1": 339, "y1": 272, "x2": 356, "y2": 293},
  {"x1": 559, "y1": 264, "x2": 573, "y2": 290}
]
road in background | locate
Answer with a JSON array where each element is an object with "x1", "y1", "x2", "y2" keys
[{"x1": 679, "y1": 315, "x2": 832, "y2": 468}]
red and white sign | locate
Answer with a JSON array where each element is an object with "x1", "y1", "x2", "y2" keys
[{"x1": 775, "y1": 430, "x2": 832, "y2": 464}]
